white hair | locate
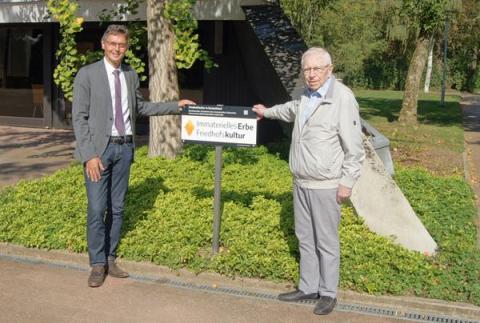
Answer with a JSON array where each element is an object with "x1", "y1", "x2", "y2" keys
[{"x1": 301, "y1": 47, "x2": 332, "y2": 68}]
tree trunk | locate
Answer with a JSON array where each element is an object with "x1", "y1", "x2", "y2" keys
[
  {"x1": 423, "y1": 38, "x2": 434, "y2": 93},
  {"x1": 399, "y1": 36, "x2": 430, "y2": 125},
  {"x1": 147, "y1": 0, "x2": 181, "y2": 159}
]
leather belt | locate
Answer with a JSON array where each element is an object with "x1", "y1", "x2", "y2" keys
[{"x1": 109, "y1": 135, "x2": 133, "y2": 145}]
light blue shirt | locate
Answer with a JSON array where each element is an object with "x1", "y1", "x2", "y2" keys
[{"x1": 300, "y1": 77, "x2": 332, "y2": 128}]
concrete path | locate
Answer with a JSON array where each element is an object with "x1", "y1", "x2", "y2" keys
[
  {"x1": 2, "y1": 244, "x2": 479, "y2": 323},
  {"x1": 0, "y1": 126, "x2": 75, "y2": 188},
  {"x1": 0, "y1": 255, "x2": 403, "y2": 323},
  {"x1": 462, "y1": 94, "x2": 480, "y2": 246}
]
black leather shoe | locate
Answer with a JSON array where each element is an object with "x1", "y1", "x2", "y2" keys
[
  {"x1": 107, "y1": 257, "x2": 129, "y2": 278},
  {"x1": 88, "y1": 265, "x2": 106, "y2": 288},
  {"x1": 313, "y1": 296, "x2": 337, "y2": 315},
  {"x1": 278, "y1": 290, "x2": 319, "y2": 302}
]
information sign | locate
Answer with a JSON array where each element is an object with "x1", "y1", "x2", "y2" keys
[{"x1": 181, "y1": 105, "x2": 257, "y2": 147}]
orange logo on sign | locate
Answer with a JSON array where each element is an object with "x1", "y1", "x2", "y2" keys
[{"x1": 185, "y1": 120, "x2": 194, "y2": 136}]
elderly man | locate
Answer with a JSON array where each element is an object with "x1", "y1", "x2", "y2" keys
[{"x1": 253, "y1": 47, "x2": 364, "y2": 315}]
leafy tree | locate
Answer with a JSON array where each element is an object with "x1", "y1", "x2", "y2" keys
[
  {"x1": 448, "y1": 0, "x2": 480, "y2": 92},
  {"x1": 280, "y1": 0, "x2": 478, "y2": 97},
  {"x1": 47, "y1": 0, "x2": 85, "y2": 102},
  {"x1": 146, "y1": 0, "x2": 213, "y2": 158},
  {"x1": 382, "y1": 0, "x2": 462, "y2": 125},
  {"x1": 279, "y1": 0, "x2": 407, "y2": 89},
  {"x1": 279, "y1": 0, "x2": 330, "y2": 44},
  {"x1": 304, "y1": 0, "x2": 386, "y2": 87}
]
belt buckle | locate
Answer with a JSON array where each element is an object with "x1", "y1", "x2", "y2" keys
[{"x1": 111, "y1": 136, "x2": 123, "y2": 144}]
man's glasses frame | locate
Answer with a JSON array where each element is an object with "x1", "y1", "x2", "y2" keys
[
  {"x1": 303, "y1": 64, "x2": 331, "y2": 75},
  {"x1": 104, "y1": 41, "x2": 128, "y2": 49}
]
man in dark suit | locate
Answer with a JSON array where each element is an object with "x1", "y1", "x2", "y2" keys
[{"x1": 73, "y1": 24, "x2": 194, "y2": 287}]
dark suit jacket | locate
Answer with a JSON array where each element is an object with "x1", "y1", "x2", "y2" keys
[{"x1": 72, "y1": 59, "x2": 179, "y2": 163}]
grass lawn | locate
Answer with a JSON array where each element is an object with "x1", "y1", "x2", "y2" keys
[
  {"x1": 355, "y1": 90, "x2": 465, "y2": 176},
  {"x1": 0, "y1": 90, "x2": 478, "y2": 305}
]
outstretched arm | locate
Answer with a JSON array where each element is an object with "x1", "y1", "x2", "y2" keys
[
  {"x1": 252, "y1": 104, "x2": 267, "y2": 119},
  {"x1": 252, "y1": 100, "x2": 299, "y2": 122}
]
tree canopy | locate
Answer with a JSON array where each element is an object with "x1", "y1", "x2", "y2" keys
[{"x1": 281, "y1": 0, "x2": 477, "y2": 94}]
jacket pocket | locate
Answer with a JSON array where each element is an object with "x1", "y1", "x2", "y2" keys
[
  {"x1": 291, "y1": 143, "x2": 334, "y2": 180},
  {"x1": 306, "y1": 145, "x2": 334, "y2": 179}
]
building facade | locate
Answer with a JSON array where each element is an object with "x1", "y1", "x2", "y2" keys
[{"x1": 0, "y1": 0, "x2": 286, "y2": 131}]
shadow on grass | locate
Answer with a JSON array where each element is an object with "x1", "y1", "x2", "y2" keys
[
  {"x1": 191, "y1": 187, "x2": 299, "y2": 261},
  {"x1": 182, "y1": 144, "x2": 260, "y2": 165},
  {"x1": 265, "y1": 139, "x2": 290, "y2": 163},
  {"x1": 223, "y1": 148, "x2": 259, "y2": 165},
  {"x1": 358, "y1": 97, "x2": 401, "y2": 122},
  {"x1": 275, "y1": 191, "x2": 299, "y2": 263},
  {"x1": 260, "y1": 96, "x2": 462, "y2": 164},
  {"x1": 120, "y1": 176, "x2": 170, "y2": 239},
  {"x1": 358, "y1": 97, "x2": 462, "y2": 126}
]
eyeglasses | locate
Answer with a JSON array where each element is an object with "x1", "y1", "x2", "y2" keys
[
  {"x1": 105, "y1": 41, "x2": 128, "y2": 49},
  {"x1": 303, "y1": 65, "x2": 331, "y2": 74}
]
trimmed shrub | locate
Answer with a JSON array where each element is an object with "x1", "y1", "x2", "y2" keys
[{"x1": 0, "y1": 145, "x2": 478, "y2": 304}]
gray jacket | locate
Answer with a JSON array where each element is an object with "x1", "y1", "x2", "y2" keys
[
  {"x1": 264, "y1": 77, "x2": 365, "y2": 189},
  {"x1": 72, "y1": 60, "x2": 179, "y2": 163}
]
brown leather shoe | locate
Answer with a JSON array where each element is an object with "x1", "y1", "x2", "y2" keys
[
  {"x1": 107, "y1": 257, "x2": 129, "y2": 278},
  {"x1": 88, "y1": 265, "x2": 106, "y2": 288}
]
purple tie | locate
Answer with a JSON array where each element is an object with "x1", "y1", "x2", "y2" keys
[{"x1": 113, "y1": 69, "x2": 125, "y2": 136}]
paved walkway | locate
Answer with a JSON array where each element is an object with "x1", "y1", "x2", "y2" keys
[
  {"x1": 1, "y1": 96, "x2": 480, "y2": 323},
  {"x1": 0, "y1": 126, "x2": 75, "y2": 187},
  {"x1": 0, "y1": 253, "x2": 403, "y2": 323},
  {"x1": 462, "y1": 94, "x2": 480, "y2": 246},
  {"x1": 0, "y1": 126, "x2": 147, "y2": 188},
  {"x1": 2, "y1": 244, "x2": 479, "y2": 323}
]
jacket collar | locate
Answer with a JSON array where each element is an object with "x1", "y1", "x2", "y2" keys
[
  {"x1": 324, "y1": 75, "x2": 336, "y2": 100},
  {"x1": 303, "y1": 75, "x2": 336, "y2": 102}
]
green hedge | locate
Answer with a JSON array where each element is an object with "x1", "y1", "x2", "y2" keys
[{"x1": 0, "y1": 145, "x2": 478, "y2": 304}]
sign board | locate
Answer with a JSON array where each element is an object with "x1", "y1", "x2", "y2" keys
[{"x1": 181, "y1": 105, "x2": 257, "y2": 147}]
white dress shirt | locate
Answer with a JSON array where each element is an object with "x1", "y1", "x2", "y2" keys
[{"x1": 104, "y1": 58, "x2": 132, "y2": 136}]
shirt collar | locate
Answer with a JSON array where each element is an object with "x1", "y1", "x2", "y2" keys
[
  {"x1": 103, "y1": 57, "x2": 122, "y2": 74},
  {"x1": 307, "y1": 77, "x2": 332, "y2": 98}
]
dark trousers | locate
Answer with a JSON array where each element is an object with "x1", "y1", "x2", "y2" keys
[{"x1": 84, "y1": 142, "x2": 133, "y2": 266}]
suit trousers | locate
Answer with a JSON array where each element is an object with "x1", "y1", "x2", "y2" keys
[
  {"x1": 293, "y1": 185, "x2": 341, "y2": 298},
  {"x1": 84, "y1": 142, "x2": 133, "y2": 265}
]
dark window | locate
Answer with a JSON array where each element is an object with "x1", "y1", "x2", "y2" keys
[{"x1": 0, "y1": 26, "x2": 44, "y2": 118}]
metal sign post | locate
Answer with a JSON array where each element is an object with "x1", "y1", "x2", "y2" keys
[
  {"x1": 180, "y1": 105, "x2": 257, "y2": 255},
  {"x1": 212, "y1": 145, "x2": 223, "y2": 254}
]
